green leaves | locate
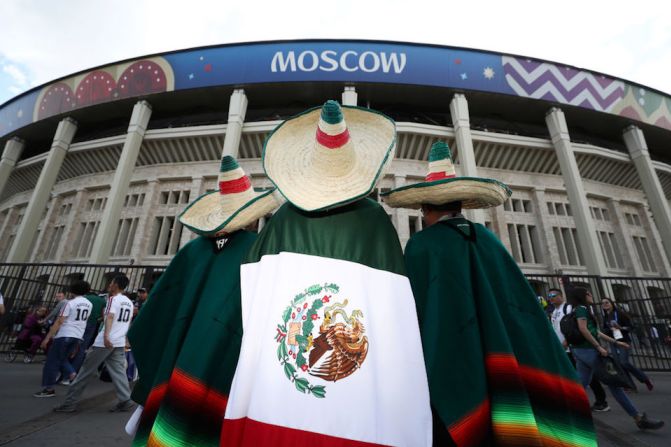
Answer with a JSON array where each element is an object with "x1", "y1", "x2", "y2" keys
[
  {"x1": 296, "y1": 351, "x2": 306, "y2": 368},
  {"x1": 283, "y1": 362, "x2": 296, "y2": 380},
  {"x1": 324, "y1": 283, "x2": 339, "y2": 294},
  {"x1": 277, "y1": 341, "x2": 288, "y2": 361},
  {"x1": 282, "y1": 306, "x2": 291, "y2": 324},
  {"x1": 306, "y1": 284, "x2": 322, "y2": 296},
  {"x1": 310, "y1": 385, "x2": 326, "y2": 398},
  {"x1": 294, "y1": 377, "x2": 309, "y2": 393}
]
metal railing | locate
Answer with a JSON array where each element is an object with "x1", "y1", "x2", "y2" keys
[
  {"x1": 527, "y1": 274, "x2": 671, "y2": 371},
  {"x1": 0, "y1": 262, "x2": 166, "y2": 352},
  {"x1": 1, "y1": 262, "x2": 669, "y2": 371}
]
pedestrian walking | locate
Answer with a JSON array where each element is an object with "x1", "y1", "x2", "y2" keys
[
  {"x1": 600, "y1": 297, "x2": 654, "y2": 391},
  {"x1": 33, "y1": 281, "x2": 93, "y2": 397},
  {"x1": 568, "y1": 287, "x2": 663, "y2": 430},
  {"x1": 53, "y1": 274, "x2": 134, "y2": 413}
]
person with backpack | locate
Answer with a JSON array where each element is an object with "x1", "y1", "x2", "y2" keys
[
  {"x1": 601, "y1": 297, "x2": 654, "y2": 391},
  {"x1": 567, "y1": 287, "x2": 663, "y2": 430},
  {"x1": 547, "y1": 288, "x2": 610, "y2": 412}
]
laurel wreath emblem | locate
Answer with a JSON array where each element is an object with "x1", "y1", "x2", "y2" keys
[{"x1": 275, "y1": 282, "x2": 340, "y2": 398}]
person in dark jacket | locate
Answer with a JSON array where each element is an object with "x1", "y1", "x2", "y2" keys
[
  {"x1": 600, "y1": 298, "x2": 653, "y2": 391},
  {"x1": 16, "y1": 306, "x2": 48, "y2": 361}
]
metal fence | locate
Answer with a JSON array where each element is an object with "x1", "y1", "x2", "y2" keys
[
  {"x1": 1, "y1": 262, "x2": 670, "y2": 371},
  {"x1": 526, "y1": 274, "x2": 671, "y2": 371},
  {"x1": 0, "y1": 262, "x2": 166, "y2": 352}
]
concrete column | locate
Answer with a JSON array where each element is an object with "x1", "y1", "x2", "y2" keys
[
  {"x1": 545, "y1": 108, "x2": 607, "y2": 276},
  {"x1": 56, "y1": 189, "x2": 87, "y2": 262},
  {"x1": 179, "y1": 176, "x2": 205, "y2": 247},
  {"x1": 393, "y1": 175, "x2": 411, "y2": 248},
  {"x1": 7, "y1": 118, "x2": 77, "y2": 262},
  {"x1": 623, "y1": 125, "x2": 671, "y2": 264},
  {"x1": 130, "y1": 179, "x2": 160, "y2": 261},
  {"x1": 342, "y1": 87, "x2": 358, "y2": 106},
  {"x1": 531, "y1": 188, "x2": 561, "y2": 272},
  {"x1": 221, "y1": 89, "x2": 248, "y2": 157},
  {"x1": 636, "y1": 203, "x2": 671, "y2": 276},
  {"x1": 450, "y1": 94, "x2": 483, "y2": 223},
  {"x1": 491, "y1": 203, "x2": 512, "y2": 251},
  {"x1": 89, "y1": 100, "x2": 152, "y2": 264},
  {"x1": 31, "y1": 195, "x2": 62, "y2": 261},
  {"x1": 0, "y1": 137, "x2": 25, "y2": 199},
  {"x1": 606, "y1": 198, "x2": 643, "y2": 276},
  {"x1": 0, "y1": 207, "x2": 17, "y2": 259}
]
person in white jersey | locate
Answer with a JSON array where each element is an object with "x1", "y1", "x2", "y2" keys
[
  {"x1": 54, "y1": 275, "x2": 135, "y2": 413},
  {"x1": 33, "y1": 281, "x2": 93, "y2": 397}
]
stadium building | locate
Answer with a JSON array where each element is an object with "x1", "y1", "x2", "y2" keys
[{"x1": 1, "y1": 39, "x2": 671, "y2": 296}]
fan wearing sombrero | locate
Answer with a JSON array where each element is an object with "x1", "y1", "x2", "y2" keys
[
  {"x1": 220, "y1": 101, "x2": 433, "y2": 446},
  {"x1": 127, "y1": 156, "x2": 281, "y2": 447},
  {"x1": 382, "y1": 142, "x2": 597, "y2": 446}
]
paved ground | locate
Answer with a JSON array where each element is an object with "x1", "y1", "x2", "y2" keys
[{"x1": 0, "y1": 359, "x2": 669, "y2": 446}]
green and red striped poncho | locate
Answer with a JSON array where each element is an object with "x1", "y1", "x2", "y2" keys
[
  {"x1": 128, "y1": 231, "x2": 256, "y2": 446},
  {"x1": 404, "y1": 217, "x2": 597, "y2": 447}
]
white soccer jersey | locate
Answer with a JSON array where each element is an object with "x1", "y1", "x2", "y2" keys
[
  {"x1": 56, "y1": 296, "x2": 93, "y2": 340},
  {"x1": 94, "y1": 293, "x2": 133, "y2": 348}
]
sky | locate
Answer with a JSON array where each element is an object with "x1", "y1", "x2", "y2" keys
[{"x1": 1, "y1": 0, "x2": 670, "y2": 105}]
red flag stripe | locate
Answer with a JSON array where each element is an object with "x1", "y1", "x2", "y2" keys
[
  {"x1": 219, "y1": 176, "x2": 251, "y2": 194},
  {"x1": 448, "y1": 399, "x2": 491, "y2": 447},
  {"x1": 221, "y1": 417, "x2": 390, "y2": 447},
  {"x1": 316, "y1": 127, "x2": 351, "y2": 149},
  {"x1": 425, "y1": 172, "x2": 456, "y2": 181}
]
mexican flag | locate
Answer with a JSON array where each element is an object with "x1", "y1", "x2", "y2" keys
[{"x1": 222, "y1": 198, "x2": 432, "y2": 447}]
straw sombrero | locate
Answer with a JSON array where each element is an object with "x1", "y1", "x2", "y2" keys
[
  {"x1": 263, "y1": 100, "x2": 395, "y2": 212},
  {"x1": 381, "y1": 141, "x2": 511, "y2": 209},
  {"x1": 179, "y1": 155, "x2": 281, "y2": 236}
]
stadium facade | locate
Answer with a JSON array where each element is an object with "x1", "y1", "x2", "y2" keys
[{"x1": 1, "y1": 39, "x2": 671, "y2": 293}]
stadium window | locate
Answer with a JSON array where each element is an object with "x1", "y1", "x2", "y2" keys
[
  {"x1": 529, "y1": 225, "x2": 543, "y2": 264},
  {"x1": 522, "y1": 200, "x2": 532, "y2": 213},
  {"x1": 159, "y1": 191, "x2": 170, "y2": 205},
  {"x1": 632, "y1": 214, "x2": 641, "y2": 226},
  {"x1": 625, "y1": 213, "x2": 634, "y2": 225},
  {"x1": 150, "y1": 216, "x2": 184, "y2": 256},
  {"x1": 632, "y1": 236, "x2": 651, "y2": 272},
  {"x1": 602, "y1": 208, "x2": 610, "y2": 221},
  {"x1": 608, "y1": 233, "x2": 624, "y2": 269},
  {"x1": 547, "y1": 202, "x2": 555, "y2": 215},
  {"x1": 169, "y1": 191, "x2": 180, "y2": 205},
  {"x1": 565, "y1": 203, "x2": 572, "y2": 216},
  {"x1": 593, "y1": 207, "x2": 602, "y2": 220},
  {"x1": 507, "y1": 224, "x2": 522, "y2": 263},
  {"x1": 512, "y1": 199, "x2": 523, "y2": 212},
  {"x1": 555, "y1": 203, "x2": 566, "y2": 216},
  {"x1": 504, "y1": 200, "x2": 513, "y2": 212},
  {"x1": 180, "y1": 190, "x2": 191, "y2": 204},
  {"x1": 129, "y1": 194, "x2": 138, "y2": 207},
  {"x1": 123, "y1": 195, "x2": 130, "y2": 207},
  {"x1": 138, "y1": 193, "x2": 145, "y2": 207}
]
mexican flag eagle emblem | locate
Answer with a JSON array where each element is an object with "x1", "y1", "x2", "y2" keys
[{"x1": 276, "y1": 282, "x2": 368, "y2": 398}]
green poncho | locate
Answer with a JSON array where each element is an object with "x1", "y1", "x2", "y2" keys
[
  {"x1": 404, "y1": 217, "x2": 597, "y2": 447},
  {"x1": 221, "y1": 199, "x2": 433, "y2": 446},
  {"x1": 128, "y1": 230, "x2": 256, "y2": 446}
]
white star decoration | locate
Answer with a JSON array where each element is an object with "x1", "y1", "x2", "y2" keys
[
  {"x1": 460, "y1": 73, "x2": 468, "y2": 80},
  {"x1": 188, "y1": 73, "x2": 194, "y2": 80},
  {"x1": 483, "y1": 67, "x2": 495, "y2": 79}
]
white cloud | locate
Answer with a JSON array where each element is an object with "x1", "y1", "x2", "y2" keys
[
  {"x1": 0, "y1": 0, "x2": 670, "y2": 95},
  {"x1": 2, "y1": 63, "x2": 28, "y2": 86},
  {"x1": 7, "y1": 85, "x2": 22, "y2": 95}
]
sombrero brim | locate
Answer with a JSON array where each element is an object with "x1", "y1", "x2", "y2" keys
[
  {"x1": 263, "y1": 105, "x2": 395, "y2": 212},
  {"x1": 179, "y1": 189, "x2": 280, "y2": 236},
  {"x1": 381, "y1": 177, "x2": 511, "y2": 210}
]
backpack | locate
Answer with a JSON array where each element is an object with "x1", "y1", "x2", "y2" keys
[{"x1": 560, "y1": 305, "x2": 585, "y2": 345}]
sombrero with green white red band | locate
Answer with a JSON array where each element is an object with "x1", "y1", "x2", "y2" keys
[
  {"x1": 381, "y1": 140, "x2": 511, "y2": 209},
  {"x1": 179, "y1": 155, "x2": 281, "y2": 236},
  {"x1": 263, "y1": 100, "x2": 396, "y2": 212}
]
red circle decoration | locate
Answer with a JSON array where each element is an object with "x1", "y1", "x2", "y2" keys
[
  {"x1": 37, "y1": 83, "x2": 75, "y2": 120},
  {"x1": 75, "y1": 70, "x2": 117, "y2": 107},
  {"x1": 117, "y1": 60, "x2": 167, "y2": 98}
]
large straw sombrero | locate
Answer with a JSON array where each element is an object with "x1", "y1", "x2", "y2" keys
[
  {"x1": 179, "y1": 155, "x2": 281, "y2": 236},
  {"x1": 263, "y1": 100, "x2": 395, "y2": 212},
  {"x1": 381, "y1": 141, "x2": 511, "y2": 209}
]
